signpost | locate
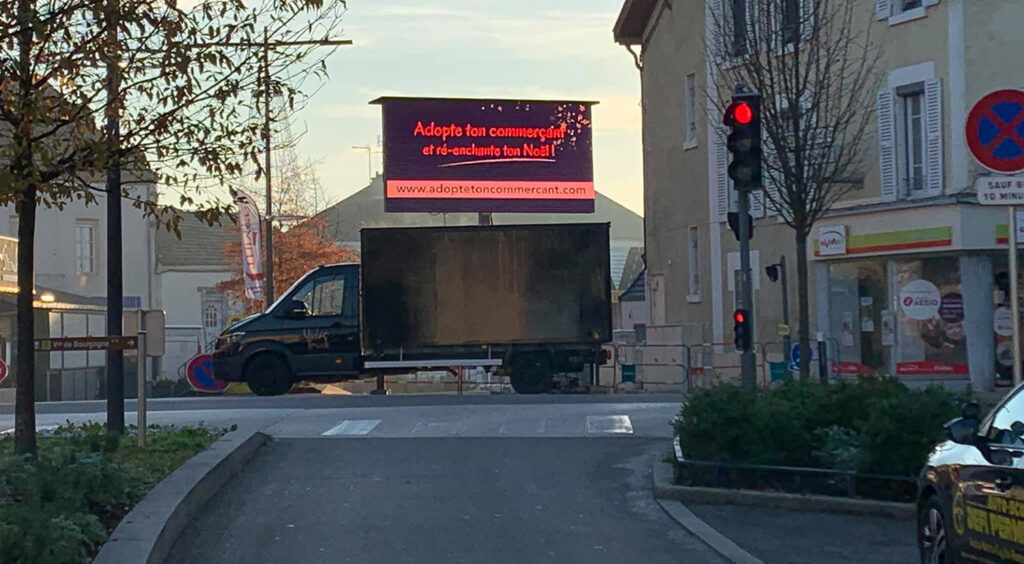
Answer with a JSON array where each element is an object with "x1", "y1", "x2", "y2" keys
[
  {"x1": 34, "y1": 336, "x2": 138, "y2": 352},
  {"x1": 968, "y1": 89, "x2": 1024, "y2": 386},
  {"x1": 36, "y1": 309, "x2": 165, "y2": 445}
]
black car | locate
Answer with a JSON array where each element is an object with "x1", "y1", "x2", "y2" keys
[{"x1": 918, "y1": 385, "x2": 1024, "y2": 563}]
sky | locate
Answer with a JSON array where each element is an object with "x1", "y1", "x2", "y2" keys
[{"x1": 285, "y1": 0, "x2": 644, "y2": 215}]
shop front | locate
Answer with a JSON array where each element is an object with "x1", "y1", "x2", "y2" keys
[{"x1": 815, "y1": 203, "x2": 1011, "y2": 390}]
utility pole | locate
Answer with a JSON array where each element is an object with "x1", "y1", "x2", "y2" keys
[
  {"x1": 105, "y1": 0, "x2": 125, "y2": 432},
  {"x1": 254, "y1": 35, "x2": 352, "y2": 304},
  {"x1": 767, "y1": 256, "x2": 791, "y2": 363},
  {"x1": 724, "y1": 86, "x2": 763, "y2": 392},
  {"x1": 262, "y1": 29, "x2": 275, "y2": 305}
]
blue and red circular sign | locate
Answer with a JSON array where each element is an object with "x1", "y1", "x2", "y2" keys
[
  {"x1": 966, "y1": 89, "x2": 1024, "y2": 174},
  {"x1": 186, "y1": 354, "x2": 228, "y2": 393}
]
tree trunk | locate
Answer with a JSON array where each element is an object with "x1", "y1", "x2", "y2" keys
[
  {"x1": 13, "y1": 0, "x2": 36, "y2": 457},
  {"x1": 105, "y1": 0, "x2": 125, "y2": 433},
  {"x1": 14, "y1": 181, "x2": 37, "y2": 457},
  {"x1": 795, "y1": 228, "x2": 813, "y2": 382}
]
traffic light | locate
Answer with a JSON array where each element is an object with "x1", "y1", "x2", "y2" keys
[
  {"x1": 733, "y1": 309, "x2": 752, "y2": 352},
  {"x1": 724, "y1": 93, "x2": 762, "y2": 190}
]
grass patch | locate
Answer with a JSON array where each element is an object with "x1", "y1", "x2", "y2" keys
[{"x1": 0, "y1": 422, "x2": 226, "y2": 563}]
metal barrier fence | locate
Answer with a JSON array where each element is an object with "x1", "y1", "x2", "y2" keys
[{"x1": 609, "y1": 338, "x2": 846, "y2": 392}]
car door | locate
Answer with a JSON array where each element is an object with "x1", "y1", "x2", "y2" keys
[
  {"x1": 279, "y1": 271, "x2": 353, "y2": 377},
  {"x1": 956, "y1": 387, "x2": 1024, "y2": 561}
]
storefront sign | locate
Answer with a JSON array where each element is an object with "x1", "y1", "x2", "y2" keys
[
  {"x1": 896, "y1": 362, "x2": 969, "y2": 376},
  {"x1": 995, "y1": 306, "x2": 1014, "y2": 337},
  {"x1": 818, "y1": 226, "x2": 847, "y2": 256},
  {"x1": 899, "y1": 280, "x2": 941, "y2": 320},
  {"x1": 939, "y1": 293, "x2": 965, "y2": 323}
]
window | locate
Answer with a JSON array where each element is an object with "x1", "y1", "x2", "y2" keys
[
  {"x1": 877, "y1": 76, "x2": 942, "y2": 201},
  {"x1": 728, "y1": 0, "x2": 748, "y2": 57},
  {"x1": 687, "y1": 226, "x2": 701, "y2": 301},
  {"x1": 8, "y1": 216, "x2": 16, "y2": 237},
  {"x1": 781, "y1": 0, "x2": 800, "y2": 45},
  {"x1": 203, "y1": 303, "x2": 221, "y2": 329},
  {"x1": 986, "y1": 388, "x2": 1024, "y2": 447},
  {"x1": 897, "y1": 84, "x2": 926, "y2": 197},
  {"x1": 877, "y1": 0, "x2": 935, "y2": 24},
  {"x1": 75, "y1": 222, "x2": 96, "y2": 274},
  {"x1": 684, "y1": 73, "x2": 697, "y2": 148},
  {"x1": 293, "y1": 275, "x2": 346, "y2": 317}
]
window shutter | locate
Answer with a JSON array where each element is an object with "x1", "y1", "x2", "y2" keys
[
  {"x1": 750, "y1": 190, "x2": 766, "y2": 219},
  {"x1": 800, "y1": 0, "x2": 814, "y2": 40},
  {"x1": 924, "y1": 78, "x2": 944, "y2": 195},
  {"x1": 875, "y1": 0, "x2": 891, "y2": 20},
  {"x1": 715, "y1": 130, "x2": 730, "y2": 222},
  {"x1": 712, "y1": 0, "x2": 726, "y2": 62},
  {"x1": 876, "y1": 89, "x2": 898, "y2": 202}
]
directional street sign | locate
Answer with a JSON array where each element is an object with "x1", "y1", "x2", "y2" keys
[
  {"x1": 186, "y1": 354, "x2": 228, "y2": 393},
  {"x1": 966, "y1": 89, "x2": 1024, "y2": 174},
  {"x1": 34, "y1": 336, "x2": 138, "y2": 352}
]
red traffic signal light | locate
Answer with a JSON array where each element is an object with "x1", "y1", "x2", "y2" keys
[
  {"x1": 733, "y1": 308, "x2": 752, "y2": 351},
  {"x1": 734, "y1": 310, "x2": 746, "y2": 324},
  {"x1": 733, "y1": 102, "x2": 753, "y2": 125}
]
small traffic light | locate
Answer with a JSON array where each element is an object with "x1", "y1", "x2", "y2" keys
[
  {"x1": 724, "y1": 93, "x2": 763, "y2": 191},
  {"x1": 733, "y1": 309, "x2": 752, "y2": 352}
]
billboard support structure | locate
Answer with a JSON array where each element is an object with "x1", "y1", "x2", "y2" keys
[{"x1": 371, "y1": 97, "x2": 597, "y2": 215}]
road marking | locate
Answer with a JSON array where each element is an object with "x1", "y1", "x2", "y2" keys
[
  {"x1": 586, "y1": 415, "x2": 633, "y2": 435},
  {"x1": 322, "y1": 419, "x2": 381, "y2": 436},
  {"x1": 498, "y1": 418, "x2": 547, "y2": 435}
]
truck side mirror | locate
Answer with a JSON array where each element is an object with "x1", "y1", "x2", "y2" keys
[{"x1": 279, "y1": 299, "x2": 309, "y2": 319}]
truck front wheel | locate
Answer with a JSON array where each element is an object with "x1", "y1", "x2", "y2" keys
[
  {"x1": 245, "y1": 353, "x2": 293, "y2": 396},
  {"x1": 509, "y1": 353, "x2": 553, "y2": 394}
]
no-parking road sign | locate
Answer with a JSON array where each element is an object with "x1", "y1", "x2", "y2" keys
[
  {"x1": 967, "y1": 89, "x2": 1024, "y2": 174},
  {"x1": 186, "y1": 354, "x2": 228, "y2": 393}
]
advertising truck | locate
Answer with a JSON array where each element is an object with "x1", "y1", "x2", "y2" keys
[{"x1": 212, "y1": 223, "x2": 612, "y2": 395}]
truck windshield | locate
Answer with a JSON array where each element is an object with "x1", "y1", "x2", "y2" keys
[{"x1": 264, "y1": 272, "x2": 316, "y2": 313}]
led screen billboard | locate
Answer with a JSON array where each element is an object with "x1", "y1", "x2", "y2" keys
[{"x1": 371, "y1": 97, "x2": 596, "y2": 213}]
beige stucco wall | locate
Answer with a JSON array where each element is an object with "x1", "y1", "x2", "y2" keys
[{"x1": 640, "y1": 0, "x2": 713, "y2": 335}]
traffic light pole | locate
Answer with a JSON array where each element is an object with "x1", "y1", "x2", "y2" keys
[{"x1": 737, "y1": 189, "x2": 757, "y2": 392}]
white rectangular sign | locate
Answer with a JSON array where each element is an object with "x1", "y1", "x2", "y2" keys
[
  {"x1": 976, "y1": 177, "x2": 1024, "y2": 205},
  {"x1": 818, "y1": 225, "x2": 848, "y2": 256}
]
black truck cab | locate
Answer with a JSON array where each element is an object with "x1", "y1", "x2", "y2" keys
[{"x1": 212, "y1": 263, "x2": 361, "y2": 396}]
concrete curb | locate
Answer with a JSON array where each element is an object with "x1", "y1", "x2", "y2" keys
[
  {"x1": 653, "y1": 460, "x2": 915, "y2": 519},
  {"x1": 94, "y1": 425, "x2": 271, "y2": 564}
]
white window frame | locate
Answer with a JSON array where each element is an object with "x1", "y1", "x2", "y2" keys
[
  {"x1": 684, "y1": 73, "x2": 698, "y2": 150},
  {"x1": 877, "y1": 64, "x2": 942, "y2": 202},
  {"x1": 896, "y1": 84, "x2": 927, "y2": 198},
  {"x1": 687, "y1": 226, "x2": 701, "y2": 302},
  {"x1": 75, "y1": 221, "x2": 97, "y2": 275}
]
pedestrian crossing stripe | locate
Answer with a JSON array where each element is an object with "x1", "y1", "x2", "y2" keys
[
  {"x1": 586, "y1": 415, "x2": 634, "y2": 434},
  {"x1": 322, "y1": 419, "x2": 381, "y2": 436}
]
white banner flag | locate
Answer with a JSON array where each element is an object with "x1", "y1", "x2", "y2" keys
[{"x1": 232, "y1": 189, "x2": 264, "y2": 302}]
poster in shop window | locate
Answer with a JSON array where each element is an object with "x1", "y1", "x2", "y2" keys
[{"x1": 899, "y1": 279, "x2": 941, "y2": 320}]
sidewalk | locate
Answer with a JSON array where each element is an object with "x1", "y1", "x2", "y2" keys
[{"x1": 685, "y1": 502, "x2": 917, "y2": 564}]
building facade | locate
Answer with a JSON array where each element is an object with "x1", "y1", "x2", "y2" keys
[{"x1": 615, "y1": 0, "x2": 1024, "y2": 390}]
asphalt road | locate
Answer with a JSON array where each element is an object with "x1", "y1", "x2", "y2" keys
[{"x1": 165, "y1": 437, "x2": 725, "y2": 564}]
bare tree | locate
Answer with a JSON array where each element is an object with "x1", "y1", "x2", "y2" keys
[
  {"x1": 706, "y1": 0, "x2": 881, "y2": 381},
  {"x1": 0, "y1": 0, "x2": 347, "y2": 455}
]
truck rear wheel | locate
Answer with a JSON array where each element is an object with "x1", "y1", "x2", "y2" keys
[
  {"x1": 510, "y1": 353, "x2": 553, "y2": 394},
  {"x1": 245, "y1": 354, "x2": 293, "y2": 396}
]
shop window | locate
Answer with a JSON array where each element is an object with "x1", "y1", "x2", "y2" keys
[
  {"x1": 829, "y1": 261, "x2": 890, "y2": 375},
  {"x1": 892, "y1": 257, "x2": 967, "y2": 378}
]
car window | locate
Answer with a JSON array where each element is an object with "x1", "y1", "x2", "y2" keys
[
  {"x1": 987, "y1": 388, "x2": 1024, "y2": 447},
  {"x1": 291, "y1": 275, "x2": 346, "y2": 317}
]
